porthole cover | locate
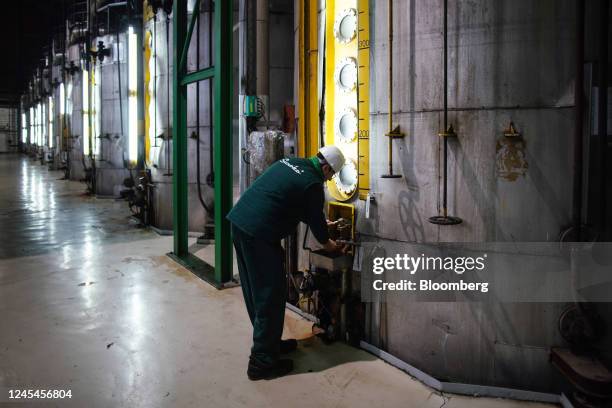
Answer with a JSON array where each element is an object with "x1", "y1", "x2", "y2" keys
[
  {"x1": 334, "y1": 57, "x2": 358, "y2": 93},
  {"x1": 333, "y1": 159, "x2": 358, "y2": 195},
  {"x1": 334, "y1": 8, "x2": 358, "y2": 44},
  {"x1": 335, "y1": 108, "x2": 358, "y2": 143}
]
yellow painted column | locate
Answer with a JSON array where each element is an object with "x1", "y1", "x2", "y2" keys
[{"x1": 357, "y1": 0, "x2": 370, "y2": 200}]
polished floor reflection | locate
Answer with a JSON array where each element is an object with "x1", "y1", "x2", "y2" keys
[
  {"x1": 0, "y1": 155, "x2": 553, "y2": 408},
  {"x1": 0, "y1": 154, "x2": 153, "y2": 259}
]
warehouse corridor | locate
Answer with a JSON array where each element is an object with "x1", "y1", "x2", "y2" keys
[{"x1": 0, "y1": 155, "x2": 556, "y2": 408}]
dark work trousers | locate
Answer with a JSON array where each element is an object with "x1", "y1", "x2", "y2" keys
[{"x1": 231, "y1": 223, "x2": 286, "y2": 365}]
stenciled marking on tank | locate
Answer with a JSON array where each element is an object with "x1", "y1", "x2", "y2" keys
[{"x1": 495, "y1": 137, "x2": 528, "y2": 181}]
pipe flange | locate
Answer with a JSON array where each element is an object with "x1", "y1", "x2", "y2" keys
[
  {"x1": 334, "y1": 57, "x2": 358, "y2": 93},
  {"x1": 333, "y1": 159, "x2": 358, "y2": 195},
  {"x1": 335, "y1": 108, "x2": 358, "y2": 143},
  {"x1": 334, "y1": 8, "x2": 358, "y2": 44}
]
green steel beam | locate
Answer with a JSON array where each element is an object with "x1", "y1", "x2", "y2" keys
[
  {"x1": 180, "y1": 66, "x2": 215, "y2": 86},
  {"x1": 172, "y1": 0, "x2": 189, "y2": 257},
  {"x1": 214, "y1": 0, "x2": 234, "y2": 283},
  {"x1": 170, "y1": 0, "x2": 234, "y2": 286},
  {"x1": 178, "y1": 0, "x2": 201, "y2": 75}
]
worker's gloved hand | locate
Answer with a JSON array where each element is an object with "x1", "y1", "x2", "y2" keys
[{"x1": 323, "y1": 239, "x2": 343, "y2": 254}]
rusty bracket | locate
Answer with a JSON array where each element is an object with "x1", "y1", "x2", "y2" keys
[
  {"x1": 504, "y1": 121, "x2": 521, "y2": 138},
  {"x1": 438, "y1": 124, "x2": 457, "y2": 138}
]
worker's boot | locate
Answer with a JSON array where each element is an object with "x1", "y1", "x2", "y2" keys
[
  {"x1": 247, "y1": 358, "x2": 293, "y2": 381},
  {"x1": 280, "y1": 339, "x2": 298, "y2": 354}
]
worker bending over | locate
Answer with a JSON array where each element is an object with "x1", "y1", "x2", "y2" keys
[{"x1": 227, "y1": 146, "x2": 346, "y2": 380}]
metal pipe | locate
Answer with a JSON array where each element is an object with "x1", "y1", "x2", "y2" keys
[
  {"x1": 96, "y1": 1, "x2": 127, "y2": 14},
  {"x1": 387, "y1": 0, "x2": 393, "y2": 175},
  {"x1": 442, "y1": 0, "x2": 448, "y2": 217},
  {"x1": 381, "y1": 0, "x2": 403, "y2": 179},
  {"x1": 598, "y1": 0, "x2": 609, "y2": 238},
  {"x1": 573, "y1": 0, "x2": 585, "y2": 239},
  {"x1": 428, "y1": 0, "x2": 461, "y2": 225}
]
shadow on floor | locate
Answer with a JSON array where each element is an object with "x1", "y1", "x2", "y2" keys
[
  {"x1": 286, "y1": 336, "x2": 378, "y2": 376},
  {"x1": 279, "y1": 310, "x2": 377, "y2": 376}
]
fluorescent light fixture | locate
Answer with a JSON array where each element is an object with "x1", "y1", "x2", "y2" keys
[
  {"x1": 42, "y1": 102, "x2": 46, "y2": 146},
  {"x1": 128, "y1": 26, "x2": 138, "y2": 164},
  {"x1": 48, "y1": 96, "x2": 54, "y2": 148},
  {"x1": 33, "y1": 105, "x2": 37, "y2": 145},
  {"x1": 21, "y1": 113, "x2": 27, "y2": 143},
  {"x1": 29, "y1": 107, "x2": 34, "y2": 145},
  {"x1": 36, "y1": 103, "x2": 41, "y2": 145},
  {"x1": 82, "y1": 69, "x2": 90, "y2": 155},
  {"x1": 59, "y1": 82, "x2": 65, "y2": 115},
  {"x1": 67, "y1": 82, "x2": 73, "y2": 115},
  {"x1": 94, "y1": 63, "x2": 101, "y2": 156}
]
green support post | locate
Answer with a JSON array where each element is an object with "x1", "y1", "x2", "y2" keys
[
  {"x1": 214, "y1": 0, "x2": 234, "y2": 284},
  {"x1": 170, "y1": 0, "x2": 234, "y2": 287},
  {"x1": 172, "y1": 0, "x2": 189, "y2": 257}
]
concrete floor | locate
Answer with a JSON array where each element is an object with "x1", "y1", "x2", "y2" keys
[{"x1": 0, "y1": 154, "x2": 557, "y2": 408}]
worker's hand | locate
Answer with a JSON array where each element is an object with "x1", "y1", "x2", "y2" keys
[
  {"x1": 323, "y1": 239, "x2": 342, "y2": 254},
  {"x1": 326, "y1": 219, "x2": 337, "y2": 227}
]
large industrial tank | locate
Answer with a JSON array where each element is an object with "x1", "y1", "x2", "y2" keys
[
  {"x1": 143, "y1": 2, "x2": 215, "y2": 231},
  {"x1": 66, "y1": 42, "x2": 87, "y2": 182},
  {"x1": 349, "y1": 0, "x2": 593, "y2": 394},
  {"x1": 93, "y1": 33, "x2": 132, "y2": 197}
]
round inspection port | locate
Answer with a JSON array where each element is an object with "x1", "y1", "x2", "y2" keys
[
  {"x1": 335, "y1": 108, "x2": 358, "y2": 143},
  {"x1": 333, "y1": 159, "x2": 358, "y2": 195},
  {"x1": 334, "y1": 8, "x2": 358, "y2": 44},
  {"x1": 335, "y1": 57, "x2": 358, "y2": 93}
]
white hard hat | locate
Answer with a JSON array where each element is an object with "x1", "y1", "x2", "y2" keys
[{"x1": 319, "y1": 145, "x2": 346, "y2": 173}]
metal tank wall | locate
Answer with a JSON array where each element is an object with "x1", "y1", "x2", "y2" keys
[
  {"x1": 299, "y1": 0, "x2": 605, "y2": 394},
  {"x1": 143, "y1": 3, "x2": 215, "y2": 231},
  {"x1": 66, "y1": 43, "x2": 87, "y2": 182},
  {"x1": 49, "y1": 62, "x2": 63, "y2": 170},
  {"x1": 94, "y1": 33, "x2": 132, "y2": 197}
]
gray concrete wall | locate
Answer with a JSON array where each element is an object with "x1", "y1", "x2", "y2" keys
[{"x1": 354, "y1": 0, "x2": 580, "y2": 393}]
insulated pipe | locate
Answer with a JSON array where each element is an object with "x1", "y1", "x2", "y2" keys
[{"x1": 573, "y1": 0, "x2": 585, "y2": 240}]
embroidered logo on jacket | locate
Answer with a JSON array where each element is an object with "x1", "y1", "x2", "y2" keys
[{"x1": 280, "y1": 158, "x2": 304, "y2": 175}]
